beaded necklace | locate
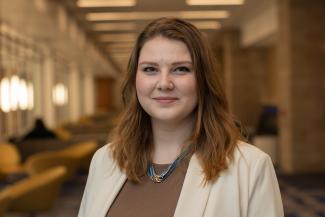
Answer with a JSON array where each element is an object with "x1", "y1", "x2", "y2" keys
[{"x1": 147, "y1": 148, "x2": 189, "y2": 183}]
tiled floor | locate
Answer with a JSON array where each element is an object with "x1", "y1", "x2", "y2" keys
[
  {"x1": 279, "y1": 174, "x2": 325, "y2": 217},
  {"x1": 6, "y1": 173, "x2": 325, "y2": 217}
]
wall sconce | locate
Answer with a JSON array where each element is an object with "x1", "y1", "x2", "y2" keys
[
  {"x1": 0, "y1": 77, "x2": 11, "y2": 113},
  {"x1": 10, "y1": 75, "x2": 20, "y2": 111},
  {"x1": 0, "y1": 76, "x2": 34, "y2": 112},
  {"x1": 52, "y1": 83, "x2": 68, "y2": 106},
  {"x1": 18, "y1": 79, "x2": 29, "y2": 110}
]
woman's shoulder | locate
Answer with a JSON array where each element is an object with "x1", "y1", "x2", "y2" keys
[
  {"x1": 92, "y1": 143, "x2": 112, "y2": 160},
  {"x1": 233, "y1": 141, "x2": 272, "y2": 168},
  {"x1": 236, "y1": 141, "x2": 268, "y2": 157},
  {"x1": 89, "y1": 143, "x2": 116, "y2": 174}
]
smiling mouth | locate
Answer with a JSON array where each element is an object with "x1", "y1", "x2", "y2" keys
[{"x1": 152, "y1": 97, "x2": 178, "y2": 104}]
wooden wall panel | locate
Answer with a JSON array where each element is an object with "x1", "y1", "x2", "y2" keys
[{"x1": 95, "y1": 78, "x2": 114, "y2": 112}]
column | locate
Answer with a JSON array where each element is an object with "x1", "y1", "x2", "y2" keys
[
  {"x1": 68, "y1": 63, "x2": 80, "y2": 122},
  {"x1": 83, "y1": 71, "x2": 95, "y2": 115},
  {"x1": 32, "y1": 56, "x2": 43, "y2": 118},
  {"x1": 277, "y1": 0, "x2": 325, "y2": 173},
  {"x1": 42, "y1": 55, "x2": 55, "y2": 128},
  {"x1": 222, "y1": 30, "x2": 269, "y2": 129}
]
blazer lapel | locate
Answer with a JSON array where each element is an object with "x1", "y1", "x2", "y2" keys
[
  {"x1": 174, "y1": 154, "x2": 212, "y2": 217},
  {"x1": 98, "y1": 164, "x2": 127, "y2": 217}
]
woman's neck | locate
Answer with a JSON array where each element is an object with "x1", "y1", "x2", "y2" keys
[{"x1": 151, "y1": 115, "x2": 195, "y2": 164}]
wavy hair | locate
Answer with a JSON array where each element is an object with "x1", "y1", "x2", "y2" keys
[{"x1": 109, "y1": 17, "x2": 241, "y2": 183}]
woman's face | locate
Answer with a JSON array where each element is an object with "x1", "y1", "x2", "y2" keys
[{"x1": 136, "y1": 36, "x2": 198, "y2": 124}]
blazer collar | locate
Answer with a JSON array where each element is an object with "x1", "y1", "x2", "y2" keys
[
  {"x1": 98, "y1": 154, "x2": 211, "y2": 217},
  {"x1": 98, "y1": 156, "x2": 127, "y2": 217},
  {"x1": 173, "y1": 154, "x2": 212, "y2": 217}
]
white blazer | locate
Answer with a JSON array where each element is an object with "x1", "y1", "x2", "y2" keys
[{"x1": 78, "y1": 142, "x2": 284, "y2": 217}]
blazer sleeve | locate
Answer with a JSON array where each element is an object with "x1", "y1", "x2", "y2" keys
[
  {"x1": 78, "y1": 149, "x2": 100, "y2": 217},
  {"x1": 247, "y1": 153, "x2": 284, "y2": 217}
]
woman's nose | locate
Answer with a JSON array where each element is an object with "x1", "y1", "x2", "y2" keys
[{"x1": 157, "y1": 72, "x2": 174, "y2": 90}]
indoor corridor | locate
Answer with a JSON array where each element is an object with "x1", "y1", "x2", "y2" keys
[{"x1": 0, "y1": 0, "x2": 324, "y2": 217}]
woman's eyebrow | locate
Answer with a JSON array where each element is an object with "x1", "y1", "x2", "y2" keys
[
  {"x1": 138, "y1": 60, "x2": 192, "y2": 66},
  {"x1": 171, "y1": 61, "x2": 192, "y2": 66},
  {"x1": 138, "y1": 61, "x2": 159, "y2": 66}
]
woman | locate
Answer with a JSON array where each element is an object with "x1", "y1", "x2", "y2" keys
[{"x1": 78, "y1": 18, "x2": 284, "y2": 217}]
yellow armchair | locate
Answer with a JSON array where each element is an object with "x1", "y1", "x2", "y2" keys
[
  {"x1": 0, "y1": 167, "x2": 66, "y2": 215},
  {"x1": 53, "y1": 127, "x2": 72, "y2": 140},
  {"x1": 0, "y1": 143, "x2": 24, "y2": 179},
  {"x1": 24, "y1": 151, "x2": 77, "y2": 181},
  {"x1": 59, "y1": 141, "x2": 98, "y2": 171}
]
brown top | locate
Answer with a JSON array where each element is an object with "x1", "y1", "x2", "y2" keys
[{"x1": 106, "y1": 157, "x2": 190, "y2": 217}]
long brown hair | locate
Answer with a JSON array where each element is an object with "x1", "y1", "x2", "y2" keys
[{"x1": 109, "y1": 17, "x2": 241, "y2": 183}]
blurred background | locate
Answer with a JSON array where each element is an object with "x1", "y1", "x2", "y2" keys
[{"x1": 0, "y1": 0, "x2": 324, "y2": 216}]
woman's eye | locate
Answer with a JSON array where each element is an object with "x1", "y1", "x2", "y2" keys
[
  {"x1": 143, "y1": 67, "x2": 157, "y2": 74},
  {"x1": 174, "y1": 66, "x2": 191, "y2": 73}
]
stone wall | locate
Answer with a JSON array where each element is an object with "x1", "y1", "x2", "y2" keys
[
  {"x1": 222, "y1": 30, "x2": 270, "y2": 130},
  {"x1": 277, "y1": 0, "x2": 325, "y2": 173}
]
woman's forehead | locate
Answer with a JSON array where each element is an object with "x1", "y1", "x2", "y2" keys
[{"x1": 138, "y1": 37, "x2": 192, "y2": 64}]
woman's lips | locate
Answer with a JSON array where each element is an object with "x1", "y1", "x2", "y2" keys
[{"x1": 152, "y1": 97, "x2": 178, "y2": 104}]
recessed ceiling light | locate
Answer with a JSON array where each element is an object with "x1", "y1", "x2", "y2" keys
[
  {"x1": 86, "y1": 11, "x2": 230, "y2": 21},
  {"x1": 186, "y1": 0, "x2": 244, "y2": 5},
  {"x1": 77, "y1": 0, "x2": 136, "y2": 7},
  {"x1": 93, "y1": 23, "x2": 136, "y2": 31}
]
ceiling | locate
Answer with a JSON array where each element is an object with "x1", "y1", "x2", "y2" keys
[{"x1": 59, "y1": 0, "x2": 275, "y2": 73}]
